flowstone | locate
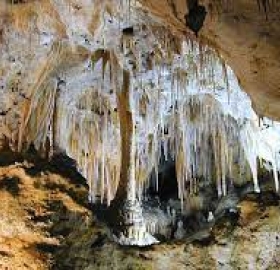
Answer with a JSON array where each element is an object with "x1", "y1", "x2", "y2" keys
[{"x1": 113, "y1": 199, "x2": 159, "y2": 246}]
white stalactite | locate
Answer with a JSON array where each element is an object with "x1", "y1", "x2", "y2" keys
[{"x1": 7, "y1": 1, "x2": 280, "y2": 208}]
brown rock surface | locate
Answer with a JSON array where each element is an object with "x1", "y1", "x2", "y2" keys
[
  {"x1": 200, "y1": 0, "x2": 280, "y2": 120},
  {"x1": 0, "y1": 152, "x2": 90, "y2": 270}
]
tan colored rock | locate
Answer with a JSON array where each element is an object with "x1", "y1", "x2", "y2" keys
[{"x1": 200, "y1": 0, "x2": 280, "y2": 120}]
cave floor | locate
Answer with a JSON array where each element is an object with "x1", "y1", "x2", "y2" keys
[{"x1": 0, "y1": 152, "x2": 280, "y2": 270}]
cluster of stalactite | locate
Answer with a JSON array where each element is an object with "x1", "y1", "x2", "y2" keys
[
  {"x1": 50, "y1": 39, "x2": 279, "y2": 207},
  {"x1": 17, "y1": 41, "x2": 64, "y2": 154},
  {"x1": 2, "y1": 0, "x2": 279, "y2": 211},
  {"x1": 55, "y1": 90, "x2": 121, "y2": 205}
]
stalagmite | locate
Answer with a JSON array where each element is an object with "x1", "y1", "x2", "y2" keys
[{"x1": 2, "y1": 0, "x2": 280, "y2": 246}]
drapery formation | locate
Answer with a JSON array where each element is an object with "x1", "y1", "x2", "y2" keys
[
  {"x1": 13, "y1": 39, "x2": 279, "y2": 209},
  {"x1": 1, "y1": 0, "x2": 279, "y2": 210}
]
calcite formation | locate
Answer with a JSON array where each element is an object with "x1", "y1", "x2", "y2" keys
[{"x1": 0, "y1": 0, "x2": 279, "y2": 245}]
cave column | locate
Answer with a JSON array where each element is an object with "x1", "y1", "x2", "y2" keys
[
  {"x1": 115, "y1": 68, "x2": 143, "y2": 243},
  {"x1": 116, "y1": 68, "x2": 136, "y2": 202},
  {"x1": 113, "y1": 68, "x2": 158, "y2": 245}
]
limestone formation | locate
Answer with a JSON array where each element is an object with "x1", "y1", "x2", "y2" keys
[{"x1": 0, "y1": 0, "x2": 279, "y2": 247}]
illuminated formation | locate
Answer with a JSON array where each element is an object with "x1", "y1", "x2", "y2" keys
[{"x1": 0, "y1": 0, "x2": 279, "y2": 246}]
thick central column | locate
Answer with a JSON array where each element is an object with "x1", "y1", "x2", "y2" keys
[
  {"x1": 113, "y1": 69, "x2": 158, "y2": 246},
  {"x1": 115, "y1": 69, "x2": 136, "y2": 202}
]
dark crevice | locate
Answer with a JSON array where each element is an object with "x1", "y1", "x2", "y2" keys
[
  {"x1": 7, "y1": 0, "x2": 27, "y2": 4},
  {"x1": 185, "y1": 0, "x2": 207, "y2": 37},
  {"x1": 0, "y1": 176, "x2": 21, "y2": 196},
  {"x1": 256, "y1": 0, "x2": 277, "y2": 19},
  {"x1": 147, "y1": 159, "x2": 178, "y2": 202}
]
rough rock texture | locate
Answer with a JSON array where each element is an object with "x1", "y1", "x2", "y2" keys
[
  {"x1": 200, "y1": 0, "x2": 280, "y2": 120},
  {"x1": 0, "y1": 152, "x2": 90, "y2": 270},
  {"x1": 0, "y1": 153, "x2": 280, "y2": 270}
]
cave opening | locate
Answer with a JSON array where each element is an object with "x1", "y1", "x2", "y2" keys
[{"x1": 146, "y1": 158, "x2": 178, "y2": 203}]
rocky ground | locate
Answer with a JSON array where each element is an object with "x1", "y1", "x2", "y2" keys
[{"x1": 0, "y1": 152, "x2": 280, "y2": 270}]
